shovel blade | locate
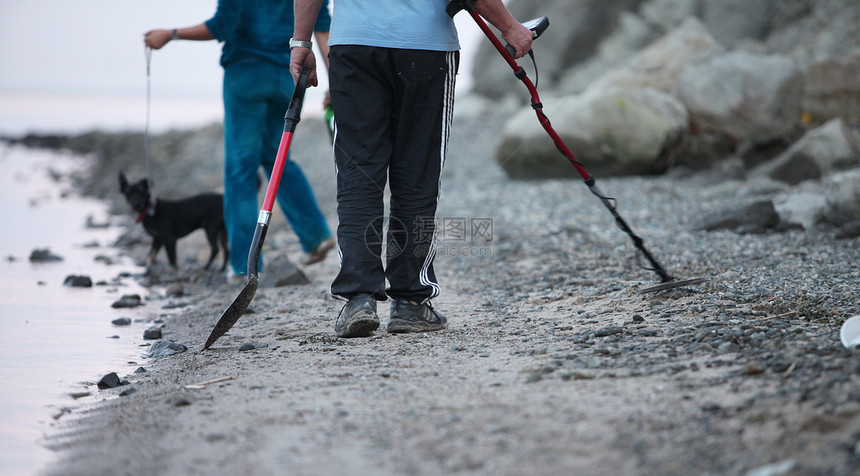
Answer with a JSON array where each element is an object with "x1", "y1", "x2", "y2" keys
[{"x1": 203, "y1": 275, "x2": 259, "y2": 350}]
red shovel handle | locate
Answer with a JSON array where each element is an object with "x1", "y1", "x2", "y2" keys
[{"x1": 261, "y1": 66, "x2": 310, "y2": 213}]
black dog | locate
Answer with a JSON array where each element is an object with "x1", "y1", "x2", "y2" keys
[{"x1": 119, "y1": 173, "x2": 229, "y2": 271}]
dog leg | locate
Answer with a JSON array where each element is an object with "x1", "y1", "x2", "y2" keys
[
  {"x1": 147, "y1": 238, "x2": 163, "y2": 267},
  {"x1": 203, "y1": 229, "x2": 219, "y2": 270},
  {"x1": 164, "y1": 238, "x2": 179, "y2": 270}
]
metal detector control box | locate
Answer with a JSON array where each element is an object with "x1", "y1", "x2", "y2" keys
[
  {"x1": 523, "y1": 16, "x2": 549, "y2": 39},
  {"x1": 505, "y1": 16, "x2": 549, "y2": 56}
]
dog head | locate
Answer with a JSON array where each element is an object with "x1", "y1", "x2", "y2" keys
[{"x1": 118, "y1": 172, "x2": 152, "y2": 215}]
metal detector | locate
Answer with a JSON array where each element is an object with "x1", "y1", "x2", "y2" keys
[{"x1": 447, "y1": 0, "x2": 707, "y2": 293}]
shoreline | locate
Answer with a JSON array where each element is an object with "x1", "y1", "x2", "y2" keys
[{"x1": 29, "y1": 114, "x2": 860, "y2": 475}]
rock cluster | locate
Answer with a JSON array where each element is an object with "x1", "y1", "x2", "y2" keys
[{"x1": 470, "y1": 0, "x2": 859, "y2": 233}]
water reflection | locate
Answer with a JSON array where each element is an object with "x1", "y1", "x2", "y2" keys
[{"x1": 0, "y1": 145, "x2": 151, "y2": 475}]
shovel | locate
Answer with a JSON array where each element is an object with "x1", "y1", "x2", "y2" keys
[{"x1": 203, "y1": 66, "x2": 311, "y2": 350}]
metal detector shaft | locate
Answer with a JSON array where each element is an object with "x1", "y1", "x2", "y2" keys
[{"x1": 458, "y1": 6, "x2": 674, "y2": 283}]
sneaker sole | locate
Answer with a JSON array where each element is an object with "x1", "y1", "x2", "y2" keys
[
  {"x1": 336, "y1": 314, "x2": 380, "y2": 338},
  {"x1": 386, "y1": 318, "x2": 446, "y2": 334}
]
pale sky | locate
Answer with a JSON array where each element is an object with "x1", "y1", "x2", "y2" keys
[
  {"x1": 0, "y1": 1, "x2": 482, "y2": 134},
  {"x1": 0, "y1": 1, "x2": 223, "y2": 96}
]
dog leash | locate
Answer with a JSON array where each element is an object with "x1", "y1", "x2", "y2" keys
[{"x1": 143, "y1": 46, "x2": 157, "y2": 217}]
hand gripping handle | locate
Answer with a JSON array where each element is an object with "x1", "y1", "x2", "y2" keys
[{"x1": 284, "y1": 66, "x2": 310, "y2": 132}]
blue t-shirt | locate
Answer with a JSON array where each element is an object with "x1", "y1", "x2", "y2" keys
[
  {"x1": 205, "y1": 0, "x2": 332, "y2": 67},
  {"x1": 329, "y1": 0, "x2": 459, "y2": 51}
]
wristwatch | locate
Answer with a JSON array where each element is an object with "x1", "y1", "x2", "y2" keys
[
  {"x1": 171, "y1": 29, "x2": 180, "y2": 40},
  {"x1": 289, "y1": 38, "x2": 313, "y2": 49}
]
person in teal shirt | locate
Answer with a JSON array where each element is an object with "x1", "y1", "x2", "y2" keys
[{"x1": 144, "y1": 0, "x2": 335, "y2": 283}]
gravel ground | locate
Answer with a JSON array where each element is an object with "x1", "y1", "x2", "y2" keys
[{"x1": 32, "y1": 108, "x2": 860, "y2": 476}]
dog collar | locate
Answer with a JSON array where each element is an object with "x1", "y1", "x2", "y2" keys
[{"x1": 136, "y1": 200, "x2": 156, "y2": 223}]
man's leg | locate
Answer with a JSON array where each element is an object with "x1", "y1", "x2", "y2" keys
[
  {"x1": 328, "y1": 45, "x2": 396, "y2": 301},
  {"x1": 386, "y1": 49, "x2": 459, "y2": 304},
  {"x1": 222, "y1": 60, "x2": 272, "y2": 275}
]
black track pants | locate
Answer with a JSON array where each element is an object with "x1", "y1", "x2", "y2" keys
[{"x1": 328, "y1": 46, "x2": 459, "y2": 303}]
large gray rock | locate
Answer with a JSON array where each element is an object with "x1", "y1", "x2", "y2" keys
[
  {"x1": 824, "y1": 170, "x2": 860, "y2": 227},
  {"x1": 699, "y1": 0, "x2": 773, "y2": 49},
  {"x1": 773, "y1": 192, "x2": 828, "y2": 231},
  {"x1": 558, "y1": 0, "x2": 777, "y2": 95},
  {"x1": 496, "y1": 87, "x2": 687, "y2": 179},
  {"x1": 802, "y1": 55, "x2": 860, "y2": 124},
  {"x1": 588, "y1": 17, "x2": 725, "y2": 94},
  {"x1": 557, "y1": 11, "x2": 663, "y2": 94},
  {"x1": 695, "y1": 199, "x2": 781, "y2": 234},
  {"x1": 258, "y1": 253, "x2": 309, "y2": 288},
  {"x1": 638, "y1": 0, "x2": 700, "y2": 32},
  {"x1": 470, "y1": 0, "x2": 646, "y2": 99},
  {"x1": 752, "y1": 118, "x2": 860, "y2": 184},
  {"x1": 765, "y1": 0, "x2": 860, "y2": 66},
  {"x1": 675, "y1": 51, "x2": 803, "y2": 146}
]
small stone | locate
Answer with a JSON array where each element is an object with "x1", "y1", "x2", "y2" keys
[
  {"x1": 632, "y1": 314, "x2": 645, "y2": 323},
  {"x1": 718, "y1": 342, "x2": 740, "y2": 353},
  {"x1": 744, "y1": 361, "x2": 766, "y2": 375},
  {"x1": 238, "y1": 343, "x2": 256, "y2": 351},
  {"x1": 594, "y1": 326, "x2": 623, "y2": 337},
  {"x1": 112, "y1": 294, "x2": 142, "y2": 309},
  {"x1": 165, "y1": 283, "x2": 184, "y2": 297},
  {"x1": 166, "y1": 392, "x2": 194, "y2": 407},
  {"x1": 144, "y1": 339, "x2": 188, "y2": 358},
  {"x1": 63, "y1": 275, "x2": 92, "y2": 287},
  {"x1": 746, "y1": 459, "x2": 796, "y2": 476},
  {"x1": 524, "y1": 372, "x2": 543, "y2": 383},
  {"x1": 97, "y1": 372, "x2": 121, "y2": 389},
  {"x1": 29, "y1": 248, "x2": 63, "y2": 262},
  {"x1": 573, "y1": 370, "x2": 595, "y2": 380},
  {"x1": 119, "y1": 387, "x2": 137, "y2": 397},
  {"x1": 111, "y1": 317, "x2": 132, "y2": 326},
  {"x1": 143, "y1": 327, "x2": 162, "y2": 340}
]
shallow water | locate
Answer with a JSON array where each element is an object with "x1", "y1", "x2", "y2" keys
[{"x1": 0, "y1": 144, "x2": 152, "y2": 475}]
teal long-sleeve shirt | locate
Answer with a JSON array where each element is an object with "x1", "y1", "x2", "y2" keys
[{"x1": 205, "y1": 0, "x2": 331, "y2": 68}]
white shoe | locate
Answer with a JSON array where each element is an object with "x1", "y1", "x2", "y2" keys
[{"x1": 225, "y1": 268, "x2": 246, "y2": 286}]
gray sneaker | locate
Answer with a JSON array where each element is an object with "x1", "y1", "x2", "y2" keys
[
  {"x1": 334, "y1": 294, "x2": 379, "y2": 338},
  {"x1": 387, "y1": 299, "x2": 447, "y2": 333}
]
